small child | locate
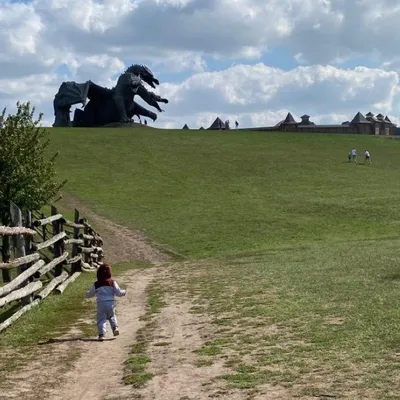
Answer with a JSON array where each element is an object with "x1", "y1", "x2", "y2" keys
[
  {"x1": 86, "y1": 263, "x2": 126, "y2": 341},
  {"x1": 364, "y1": 149, "x2": 371, "y2": 164},
  {"x1": 351, "y1": 148, "x2": 357, "y2": 163}
]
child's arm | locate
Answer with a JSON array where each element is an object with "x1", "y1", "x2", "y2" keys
[
  {"x1": 113, "y1": 281, "x2": 126, "y2": 297},
  {"x1": 85, "y1": 284, "x2": 96, "y2": 298}
]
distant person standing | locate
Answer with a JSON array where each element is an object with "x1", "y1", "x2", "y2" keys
[
  {"x1": 351, "y1": 148, "x2": 357, "y2": 163},
  {"x1": 348, "y1": 151, "x2": 351, "y2": 162},
  {"x1": 144, "y1": 120, "x2": 147, "y2": 126},
  {"x1": 364, "y1": 149, "x2": 371, "y2": 164},
  {"x1": 235, "y1": 121, "x2": 239, "y2": 129}
]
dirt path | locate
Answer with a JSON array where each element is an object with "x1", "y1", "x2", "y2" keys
[
  {"x1": 140, "y1": 299, "x2": 230, "y2": 400},
  {"x1": 48, "y1": 269, "x2": 156, "y2": 400},
  {"x1": 0, "y1": 194, "x2": 170, "y2": 400},
  {"x1": 1, "y1": 195, "x2": 252, "y2": 400},
  {"x1": 58, "y1": 193, "x2": 170, "y2": 265}
]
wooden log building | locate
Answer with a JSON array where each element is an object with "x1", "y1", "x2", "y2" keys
[{"x1": 247, "y1": 111, "x2": 396, "y2": 135}]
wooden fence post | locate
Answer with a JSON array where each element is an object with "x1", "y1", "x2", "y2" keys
[
  {"x1": 71, "y1": 209, "x2": 81, "y2": 273},
  {"x1": 1, "y1": 235, "x2": 11, "y2": 283},
  {"x1": 10, "y1": 201, "x2": 31, "y2": 305},
  {"x1": 23, "y1": 210, "x2": 34, "y2": 305},
  {"x1": 83, "y1": 219, "x2": 90, "y2": 265},
  {"x1": 51, "y1": 205, "x2": 64, "y2": 276},
  {"x1": 10, "y1": 202, "x2": 25, "y2": 275},
  {"x1": 41, "y1": 212, "x2": 47, "y2": 242},
  {"x1": 23, "y1": 210, "x2": 32, "y2": 273}
]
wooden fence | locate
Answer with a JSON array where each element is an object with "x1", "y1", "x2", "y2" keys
[{"x1": 0, "y1": 201, "x2": 104, "y2": 334}]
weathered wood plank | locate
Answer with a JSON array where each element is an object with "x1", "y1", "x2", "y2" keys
[
  {"x1": 35, "y1": 271, "x2": 68, "y2": 300},
  {"x1": 63, "y1": 220, "x2": 85, "y2": 229},
  {"x1": 81, "y1": 261, "x2": 96, "y2": 271},
  {"x1": 65, "y1": 255, "x2": 81, "y2": 265},
  {"x1": 0, "y1": 226, "x2": 37, "y2": 236},
  {"x1": 38, "y1": 252, "x2": 69, "y2": 276},
  {"x1": 64, "y1": 238, "x2": 84, "y2": 246},
  {"x1": 0, "y1": 299, "x2": 41, "y2": 333},
  {"x1": 32, "y1": 232, "x2": 66, "y2": 251},
  {"x1": 89, "y1": 229, "x2": 104, "y2": 245},
  {"x1": 0, "y1": 253, "x2": 40, "y2": 270},
  {"x1": 0, "y1": 260, "x2": 45, "y2": 298},
  {"x1": 32, "y1": 214, "x2": 63, "y2": 227},
  {"x1": 78, "y1": 246, "x2": 95, "y2": 254},
  {"x1": 79, "y1": 233, "x2": 94, "y2": 241},
  {"x1": 55, "y1": 272, "x2": 81, "y2": 294},
  {"x1": 0, "y1": 281, "x2": 43, "y2": 308},
  {"x1": 52, "y1": 206, "x2": 64, "y2": 277}
]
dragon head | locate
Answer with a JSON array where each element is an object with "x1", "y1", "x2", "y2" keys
[{"x1": 125, "y1": 64, "x2": 159, "y2": 89}]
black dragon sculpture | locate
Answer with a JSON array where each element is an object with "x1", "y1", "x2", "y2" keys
[{"x1": 52, "y1": 64, "x2": 168, "y2": 127}]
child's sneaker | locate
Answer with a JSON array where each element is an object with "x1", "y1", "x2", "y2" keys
[
  {"x1": 98, "y1": 334, "x2": 105, "y2": 341},
  {"x1": 113, "y1": 328, "x2": 120, "y2": 337}
]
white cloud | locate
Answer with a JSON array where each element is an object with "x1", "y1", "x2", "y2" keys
[
  {"x1": 157, "y1": 64, "x2": 398, "y2": 124},
  {"x1": 1, "y1": 0, "x2": 400, "y2": 129}
]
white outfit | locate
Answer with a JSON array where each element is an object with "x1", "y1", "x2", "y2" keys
[{"x1": 86, "y1": 280, "x2": 126, "y2": 335}]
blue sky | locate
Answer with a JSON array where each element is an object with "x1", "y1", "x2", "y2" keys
[{"x1": 1, "y1": 0, "x2": 399, "y2": 128}]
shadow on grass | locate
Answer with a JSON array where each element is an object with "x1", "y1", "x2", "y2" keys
[
  {"x1": 380, "y1": 273, "x2": 400, "y2": 281},
  {"x1": 38, "y1": 337, "x2": 116, "y2": 345},
  {"x1": 0, "y1": 303, "x2": 21, "y2": 324}
]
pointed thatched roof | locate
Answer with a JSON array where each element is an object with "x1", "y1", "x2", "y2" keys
[
  {"x1": 182, "y1": 124, "x2": 189, "y2": 129},
  {"x1": 350, "y1": 112, "x2": 370, "y2": 124},
  {"x1": 208, "y1": 117, "x2": 225, "y2": 130},
  {"x1": 199, "y1": 126, "x2": 205, "y2": 130},
  {"x1": 282, "y1": 112, "x2": 297, "y2": 124},
  {"x1": 385, "y1": 116, "x2": 392, "y2": 123},
  {"x1": 366, "y1": 113, "x2": 378, "y2": 122},
  {"x1": 376, "y1": 113, "x2": 384, "y2": 120}
]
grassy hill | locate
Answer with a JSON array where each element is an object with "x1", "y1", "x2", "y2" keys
[
  {"x1": 49, "y1": 127, "x2": 400, "y2": 259},
  {"x1": 41, "y1": 128, "x2": 400, "y2": 395}
]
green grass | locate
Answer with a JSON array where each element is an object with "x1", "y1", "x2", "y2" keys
[
  {"x1": 26, "y1": 127, "x2": 400, "y2": 396},
  {"x1": 48, "y1": 128, "x2": 400, "y2": 259},
  {"x1": 123, "y1": 281, "x2": 164, "y2": 388},
  {"x1": 158, "y1": 238, "x2": 400, "y2": 396}
]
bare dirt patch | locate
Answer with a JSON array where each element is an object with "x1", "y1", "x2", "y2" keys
[
  {"x1": 139, "y1": 300, "x2": 229, "y2": 399},
  {"x1": 58, "y1": 192, "x2": 170, "y2": 265}
]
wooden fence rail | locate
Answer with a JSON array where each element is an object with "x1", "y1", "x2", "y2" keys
[{"x1": 0, "y1": 201, "x2": 104, "y2": 334}]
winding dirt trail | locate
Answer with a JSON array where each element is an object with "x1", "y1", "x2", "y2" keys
[
  {"x1": 0, "y1": 195, "x2": 290, "y2": 399},
  {"x1": 0, "y1": 195, "x2": 170, "y2": 400}
]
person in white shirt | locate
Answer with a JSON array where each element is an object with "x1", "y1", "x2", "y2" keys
[
  {"x1": 86, "y1": 264, "x2": 126, "y2": 341},
  {"x1": 351, "y1": 148, "x2": 357, "y2": 163},
  {"x1": 364, "y1": 149, "x2": 371, "y2": 164}
]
